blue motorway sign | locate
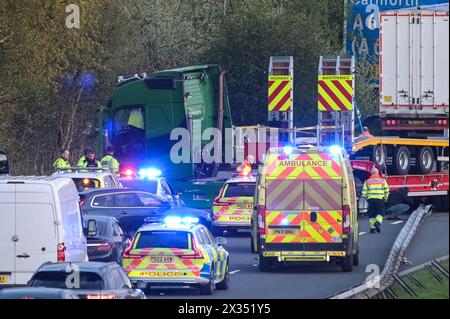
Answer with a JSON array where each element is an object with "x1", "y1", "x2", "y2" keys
[{"x1": 346, "y1": 0, "x2": 449, "y2": 62}]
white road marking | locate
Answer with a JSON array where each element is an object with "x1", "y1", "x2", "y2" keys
[
  {"x1": 391, "y1": 221, "x2": 404, "y2": 225},
  {"x1": 230, "y1": 270, "x2": 241, "y2": 275},
  {"x1": 359, "y1": 232, "x2": 367, "y2": 235}
]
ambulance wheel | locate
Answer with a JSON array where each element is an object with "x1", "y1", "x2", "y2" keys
[
  {"x1": 341, "y1": 254, "x2": 354, "y2": 272},
  {"x1": 353, "y1": 247, "x2": 360, "y2": 266},
  {"x1": 250, "y1": 235, "x2": 258, "y2": 253},
  {"x1": 258, "y1": 253, "x2": 272, "y2": 272},
  {"x1": 212, "y1": 226, "x2": 223, "y2": 237},
  {"x1": 216, "y1": 263, "x2": 229, "y2": 290},
  {"x1": 394, "y1": 146, "x2": 411, "y2": 175},
  {"x1": 199, "y1": 270, "x2": 214, "y2": 295}
]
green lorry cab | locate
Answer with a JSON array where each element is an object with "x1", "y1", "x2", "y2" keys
[{"x1": 98, "y1": 65, "x2": 233, "y2": 209}]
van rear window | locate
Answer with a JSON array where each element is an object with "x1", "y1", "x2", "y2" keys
[
  {"x1": 72, "y1": 178, "x2": 100, "y2": 192},
  {"x1": 266, "y1": 179, "x2": 304, "y2": 211},
  {"x1": 266, "y1": 179, "x2": 342, "y2": 211},
  {"x1": 304, "y1": 179, "x2": 342, "y2": 211}
]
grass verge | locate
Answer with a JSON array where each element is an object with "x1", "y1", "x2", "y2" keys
[{"x1": 384, "y1": 259, "x2": 449, "y2": 299}]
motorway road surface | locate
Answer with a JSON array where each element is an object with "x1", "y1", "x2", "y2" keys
[
  {"x1": 400, "y1": 212, "x2": 449, "y2": 271},
  {"x1": 147, "y1": 215, "x2": 411, "y2": 299}
]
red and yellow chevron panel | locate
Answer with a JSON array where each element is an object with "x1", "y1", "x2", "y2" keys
[
  {"x1": 318, "y1": 75, "x2": 353, "y2": 111},
  {"x1": 268, "y1": 75, "x2": 293, "y2": 112},
  {"x1": 304, "y1": 179, "x2": 342, "y2": 210},
  {"x1": 263, "y1": 153, "x2": 342, "y2": 180},
  {"x1": 264, "y1": 211, "x2": 343, "y2": 244}
]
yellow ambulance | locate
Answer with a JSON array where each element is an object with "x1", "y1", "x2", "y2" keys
[{"x1": 251, "y1": 145, "x2": 359, "y2": 272}]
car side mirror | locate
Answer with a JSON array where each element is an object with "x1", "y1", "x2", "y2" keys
[
  {"x1": 87, "y1": 219, "x2": 97, "y2": 237},
  {"x1": 216, "y1": 236, "x2": 227, "y2": 246}
]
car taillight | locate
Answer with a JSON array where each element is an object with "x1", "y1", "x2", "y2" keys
[
  {"x1": 122, "y1": 244, "x2": 142, "y2": 259},
  {"x1": 57, "y1": 243, "x2": 66, "y2": 262},
  {"x1": 183, "y1": 239, "x2": 204, "y2": 259},
  {"x1": 213, "y1": 201, "x2": 230, "y2": 207},
  {"x1": 96, "y1": 242, "x2": 112, "y2": 251},
  {"x1": 86, "y1": 294, "x2": 117, "y2": 299},
  {"x1": 343, "y1": 205, "x2": 351, "y2": 234},
  {"x1": 258, "y1": 205, "x2": 265, "y2": 234}
]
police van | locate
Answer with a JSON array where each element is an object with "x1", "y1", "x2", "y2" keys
[{"x1": 251, "y1": 145, "x2": 359, "y2": 272}]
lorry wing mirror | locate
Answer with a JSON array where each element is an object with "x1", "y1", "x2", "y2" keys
[{"x1": 87, "y1": 219, "x2": 97, "y2": 237}]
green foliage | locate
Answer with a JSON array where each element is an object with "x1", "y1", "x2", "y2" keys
[{"x1": 1, "y1": 0, "x2": 350, "y2": 175}]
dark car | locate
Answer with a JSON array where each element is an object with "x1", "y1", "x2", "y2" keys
[
  {"x1": 0, "y1": 287, "x2": 79, "y2": 299},
  {"x1": 27, "y1": 262, "x2": 145, "y2": 299},
  {"x1": 83, "y1": 216, "x2": 131, "y2": 265},
  {"x1": 81, "y1": 189, "x2": 212, "y2": 236},
  {"x1": 119, "y1": 176, "x2": 184, "y2": 207}
]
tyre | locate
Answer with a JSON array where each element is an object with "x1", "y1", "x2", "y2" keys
[
  {"x1": 216, "y1": 263, "x2": 229, "y2": 290},
  {"x1": 394, "y1": 146, "x2": 411, "y2": 175},
  {"x1": 353, "y1": 247, "x2": 360, "y2": 266},
  {"x1": 258, "y1": 252, "x2": 272, "y2": 272},
  {"x1": 341, "y1": 254, "x2": 354, "y2": 272},
  {"x1": 372, "y1": 145, "x2": 387, "y2": 167},
  {"x1": 416, "y1": 146, "x2": 435, "y2": 174},
  {"x1": 199, "y1": 270, "x2": 214, "y2": 295},
  {"x1": 250, "y1": 234, "x2": 258, "y2": 253}
]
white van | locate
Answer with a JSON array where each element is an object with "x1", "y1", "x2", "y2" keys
[{"x1": 0, "y1": 176, "x2": 88, "y2": 286}]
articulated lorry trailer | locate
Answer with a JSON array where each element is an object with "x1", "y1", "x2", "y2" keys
[{"x1": 353, "y1": 9, "x2": 449, "y2": 175}]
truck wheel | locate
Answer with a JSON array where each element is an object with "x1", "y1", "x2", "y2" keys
[
  {"x1": 258, "y1": 252, "x2": 272, "y2": 272},
  {"x1": 341, "y1": 254, "x2": 354, "y2": 272},
  {"x1": 394, "y1": 146, "x2": 411, "y2": 175},
  {"x1": 416, "y1": 146, "x2": 435, "y2": 174},
  {"x1": 372, "y1": 145, "x2": 387, "y2": 167}
]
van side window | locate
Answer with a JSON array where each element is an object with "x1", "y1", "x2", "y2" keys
[{"x1": 103, "y1": 177, "x2": 112, "y2": 188}]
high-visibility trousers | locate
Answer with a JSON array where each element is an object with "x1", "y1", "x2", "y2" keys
[{"x1": 368, "y1": 198, "x2": 385, "y2": 229}]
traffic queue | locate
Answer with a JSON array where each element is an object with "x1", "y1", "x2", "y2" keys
[{"x1": 0, "y1": 144, "x2": 367, "y2": 298}]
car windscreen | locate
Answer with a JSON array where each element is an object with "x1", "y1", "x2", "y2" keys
[
  {"x1": 120, "y1": 179, "x2": 158, "y2": 194},
  {"x1": 30, "y1": 271, "x2": 104, "y2": 290},
  {"x1": 135, "y1": 231, "x2": 191, "y2": 249},
  {"x1": 82, "y1": 219, "x2": 110, "y2": 237},
  {"x1": 223, "y1": 183, "x2": 255, "y2": 197},
  {"x1": 72, "y1": 178, "x2": 101, "y2": 192}
]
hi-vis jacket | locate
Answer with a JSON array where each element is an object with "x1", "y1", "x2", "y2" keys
[
  {"x1": 53, "y1": 157, "x2": 71, "y2": 169},
  {"x1": 362, "y1": 174, "x2": 389, "y2": 201},
  {"x1": 100, "y1": 154, "x2": 120, "y2": 174}
]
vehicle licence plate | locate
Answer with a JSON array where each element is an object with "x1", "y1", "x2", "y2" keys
[
  {"x1": 0, "y1": 275, "x2": 10, "y2": 284},
  {"x1": 237, "y1": 203, "x2": 252, "y2": 209},
  {"x1": 270, "y1": 228, "x2": 299, "y2": 235},
  {"x1": 150, "y1": 256, "x2": 173, "y2": 263}
]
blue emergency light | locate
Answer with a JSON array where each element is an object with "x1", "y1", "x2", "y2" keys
[
  {"x1": 329, "y1": 145, "x2": 342, "y2": 157},
  {"x1": 138, "y1": 168, "x2": 162, "y2": 179}
]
